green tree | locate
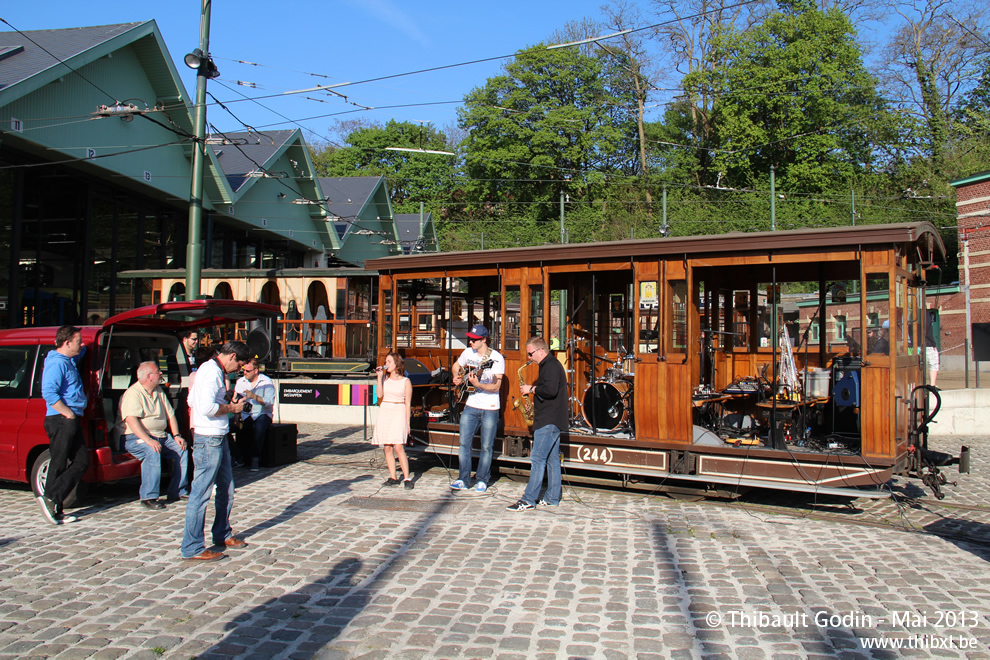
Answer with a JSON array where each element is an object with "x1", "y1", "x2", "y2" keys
[
  {"x1": 457, "y1": 44, "x2": 638, "y2": 231},
  {"x1": 310, "y1": 120, "x2": 456, "y2": 214},
  {"x1": 681, "y1": 1, "x2": 892, "y2": 194}
]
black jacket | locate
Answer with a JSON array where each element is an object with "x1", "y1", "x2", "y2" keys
[{"x1": 532, "y1": 354, "x2": 568, "y2": 431}]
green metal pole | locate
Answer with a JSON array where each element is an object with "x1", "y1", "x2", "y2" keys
[
  {"x1": 185, "y1": 0, "x2": 212, "y2": 301},
  {"x1": 770, "y1": 165, "x2": 776, "y2": 232},
  {"x1": 851, "y1": 188, "x2": 856, "y2": 226},
  {"x1": 559, "y1": 190, "x2": 565, "y2": 244},
  {"x1": 661, "y1": 185, "x2": 668, "y2": 235}
]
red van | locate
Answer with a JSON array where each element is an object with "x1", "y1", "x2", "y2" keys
[{"x1": 0, "y1": 300, "x2": 278, "y2": 506}]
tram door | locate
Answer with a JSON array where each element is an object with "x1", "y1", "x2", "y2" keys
[{"x1": 653, "y1": 263, "x2": 692, "y2": 444}]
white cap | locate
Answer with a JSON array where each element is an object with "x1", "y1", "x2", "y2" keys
[{"x1": 882, "y1": 320, "x2": 890, "y2": 329}]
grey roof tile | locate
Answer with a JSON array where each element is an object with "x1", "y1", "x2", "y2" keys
[
  {"x1": 208, "y1": 130, "x2": 296, "y2": 191},
  {"x1": 0, "y1": 23, "x2": 144, "y2": 91},
  {"x1": 317, "y1": 176, "x2": 382, "y2": 219}
]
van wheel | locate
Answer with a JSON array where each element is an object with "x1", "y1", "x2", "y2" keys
[{"x1": 30, "y1": 450, "x2": 86, "y2": 509}]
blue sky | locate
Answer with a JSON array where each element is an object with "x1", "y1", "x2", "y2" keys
[{"x1": 2, "y1": 1, "x2": 612, "y2": 147}]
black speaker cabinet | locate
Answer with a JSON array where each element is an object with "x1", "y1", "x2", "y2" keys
[{"x1": 262, "y1": 423, "x2": 298, "y2": 467}]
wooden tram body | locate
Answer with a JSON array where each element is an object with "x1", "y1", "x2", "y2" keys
[{"x1": 367, "y1": 222, "x2": 949, "y2": 498}]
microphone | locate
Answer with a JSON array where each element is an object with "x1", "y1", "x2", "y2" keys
[{"x1": 608, "y1": 401, "x2": 622, "y2": 418}]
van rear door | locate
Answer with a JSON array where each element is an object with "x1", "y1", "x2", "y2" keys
[{"x1": 0, "y1": 343, "x2": 39, "y2": 480}]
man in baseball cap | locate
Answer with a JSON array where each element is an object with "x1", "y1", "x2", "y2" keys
[{"x1": 450, "y1": 324, "x2": 504, "y2": 493}]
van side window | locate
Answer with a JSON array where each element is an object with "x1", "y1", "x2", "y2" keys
[
  {"x1": 0, "y1": 346, "x2": 38, "y2": 399},
  {"x1": 31, "y1": 346, "x2": 55, "y2": 397}
]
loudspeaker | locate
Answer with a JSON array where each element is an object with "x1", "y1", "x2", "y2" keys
[
  {"x1": 834, "y1": 370, "x2": 860, "y2": 407},
  {"x1": 247, "y1": 326, "x2": 272, "y2": 362},
  {"x1": 247, "y1": 317, "x2": 280, "y2": 362},
  {"x1": 262, "y1": 423, "x2": 297, "y2": 467}
]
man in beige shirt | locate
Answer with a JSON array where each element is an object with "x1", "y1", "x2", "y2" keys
[{"x1": 121, "y1": 361, "x2": 188, "y2": 510}]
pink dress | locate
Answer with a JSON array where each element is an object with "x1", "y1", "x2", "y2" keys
[{"x1": 371, "y1": 376, "x2": 409, "y2": 445}]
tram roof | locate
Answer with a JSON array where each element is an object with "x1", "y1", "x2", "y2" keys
[{"x1": 365, "y1": 222, "x2": 945, "y2": 272}]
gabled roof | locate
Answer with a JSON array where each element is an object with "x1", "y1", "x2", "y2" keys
[
  {"x1": 318, "y1": 176, "x2": 386, "y2": 240},
  {"x1": 210, "y1": 130, "x2": 297, "y2": 192},
  {"x1": 395, "y1": 212, "x2": 437, "y2": 253},
  {"x1": 319, "y1": 176, "x2": 382, "y2": 218},
  {"x1": 0, "y1": 23, "x2": 142, "y2": 93}
]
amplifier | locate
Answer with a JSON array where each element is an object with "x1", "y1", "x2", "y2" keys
[{"x1": 262, "y1": 423, "x2": 298, "y2": 467}]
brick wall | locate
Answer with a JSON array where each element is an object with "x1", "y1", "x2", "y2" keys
[{"x1": 948, "y1": 172, "x2": 990, "y2": 365}]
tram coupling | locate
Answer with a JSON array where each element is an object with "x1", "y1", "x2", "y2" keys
[{"x1": 907, "y1": 385, "x2": 971, "y2": 500}]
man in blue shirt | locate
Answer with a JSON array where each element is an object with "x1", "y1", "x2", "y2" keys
[{"x1": 39, "y1": 325, "x2": 89, "y2": 525}]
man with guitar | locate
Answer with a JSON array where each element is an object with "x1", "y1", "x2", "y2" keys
[{"x1": 450, "y1": 324, "x2": 505, "y2": 493}]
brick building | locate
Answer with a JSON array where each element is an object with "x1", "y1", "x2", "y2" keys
[{"x1": 948, "y1": 171, "x2": 990, "y2": 371}]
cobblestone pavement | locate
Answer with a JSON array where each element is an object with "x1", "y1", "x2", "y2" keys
[{"x1": 1, "y1": 426, "x2": 989, "y2": 659}]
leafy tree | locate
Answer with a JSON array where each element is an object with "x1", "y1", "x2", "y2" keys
[
  {"x1": 875, "y1": 0, "x2": 989, "y2": 170},
  {"x1": 310, "y1": 120, "x2": 456, "y2": 214},
  {"x1": 457, "y1": 44, "x2": 639, "y2": 228},
  {"x1": 680, "y1": 0, "x2": 892, "y2": 193}
]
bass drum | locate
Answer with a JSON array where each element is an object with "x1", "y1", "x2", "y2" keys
[{"x1": 583, "y1": 380, "x2": 633, "y2": 430}]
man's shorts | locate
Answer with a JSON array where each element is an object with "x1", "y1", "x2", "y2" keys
[{"x1": 926, "y1": 346, "x2": 940, "y2": 372}]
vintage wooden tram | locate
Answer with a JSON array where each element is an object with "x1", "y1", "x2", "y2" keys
[{"x1": 367, "y1": 222, "x2": 967, "y2": 499}]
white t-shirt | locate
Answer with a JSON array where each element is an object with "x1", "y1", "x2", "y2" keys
[{"x1": 456, "y1": 345, "x2": 505, "y2": 411}]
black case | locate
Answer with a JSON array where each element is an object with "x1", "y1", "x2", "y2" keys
[{"x1": 261, "y1": 423, "x2": 298, "y2": 467}]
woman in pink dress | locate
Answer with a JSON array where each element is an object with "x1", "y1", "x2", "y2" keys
[{"x1": 372, "y1": 352, "x2": 413, "y2": 489}]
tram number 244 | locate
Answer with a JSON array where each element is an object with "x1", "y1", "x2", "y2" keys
[{"x1": 576, "y1": 446, "x2": 614, "y2": 465}]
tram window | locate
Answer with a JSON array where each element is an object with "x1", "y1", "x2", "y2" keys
[
  {"x1": 382, "y1": 290, "x2": 393, "y2": 348},
  {"x1": 907, "y1": 284, "x2": 921, "y2": 355},
  {"x1": 896, "y1": 276, "x2": 910, "y2": 354},
  {"x1": 530, "y1": 286, "x2": 544, "y2": 340},
  {"x1": 866, "y1": 275, "x2": 896, "y2": 353},
  {"x1": 504, "y1": 286, "x2": 521, "y2": 351},
  {"x1": 757, "y1": 306, "x2": 772, "y2": 348},
  {"x1": 731, "y1": 290, "x2": 750, "y2": 351},
  {"x1": 349, "y1": 280, "x2": 372, "y2": 320},
  {"x1": 607, "y1": 293, "x2": 626, "y2": 352},
  {"x1": 639, "y1": 280, "x2": 659, "y2": 353},
  {"x1": 669, "y1": 280, "x2": 687, "y2": 351}
]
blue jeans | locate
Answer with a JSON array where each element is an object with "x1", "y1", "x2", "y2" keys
[
  {"x1": 181, "y1": 433, "x2": 235, "y2": 558},
  {"x1": 124, "y1": 433, "x2": 189, "y2": 501},
  {"x1": 521, "y1": 424, "x2": 562, "y2": 505},
  {"x1": 457, "y1": 406, "x2": 498, "y2": 485}
]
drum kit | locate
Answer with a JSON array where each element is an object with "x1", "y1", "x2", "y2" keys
[{"x1": 572, "y1": 343, "x2": 638, "y2": 434}]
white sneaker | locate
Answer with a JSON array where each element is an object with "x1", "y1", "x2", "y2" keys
[
  {"x1": 449, "y1": 480, "x2": 467, "y2": 490},
  {"x1": 474, "y1": 481, "x2": 487, "y2": 493}
]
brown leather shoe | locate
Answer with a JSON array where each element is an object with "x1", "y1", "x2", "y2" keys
[
  {"x1": 183, "y1": 550, "x2": 226, "y2": 562},
  {"x1": 223, "y1": 536, "x2": 248, "y2": 549}
]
